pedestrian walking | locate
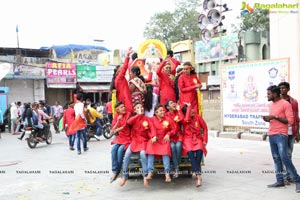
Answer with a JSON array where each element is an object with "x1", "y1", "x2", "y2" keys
[{"x1": 51, "y1": 101, "x2": 63, "y2": 133}]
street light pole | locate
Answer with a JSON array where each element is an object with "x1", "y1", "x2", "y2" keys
[
  {"x1": 219, "y1": 0, "x2": 224, "y2": 132},
  {"x1": 93, "y1": 39, "x2": 105, "y2": 45}
]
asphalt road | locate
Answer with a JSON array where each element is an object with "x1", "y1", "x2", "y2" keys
[{"x1": 0, "y1": 127, "x2": 299, "y2": 200}]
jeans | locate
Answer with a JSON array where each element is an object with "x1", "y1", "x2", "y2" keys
[
  {"x1": 94, "y1": 118, "x2": 102, "y2": 136},
  {"x1": 171, "y1": 141, "x2": 182, "y2": 170},
  {"x1": 53, "y1": 116, "x2": 60, "y2": 132},
  {"x1": 269, "y1": 134, "x2": 300, "y2": 183},
  {"x1": 111, "y1": 144, "x2": 125, "y2": 174},
  {"x1": 76, "y1": 128, "x2": 87, "y2": 152},
  {"x1": 122, "y1": 145, "x2": 147, "y2": 178},
  {"x1": 16, "y1": 119, "x2": 22, "y2": 132},
  {"x1": 148, "y1": 154, "x2": 170, "y2": 174},
  {"x1": 108, "y1": 113, "x2": 113, "y2": 124},
  {"x1": 11, "y1": 118, "x2": 18, "y2": 133},
  {"x1": 283, "y1": 135, "x2": 295, "y2": 179},
  {"x1": 68, "y1": 134, "x2": 75, "y2": 147},
  {"x1": 188, "y1": 150, "x2": 203, "y2": 175}
]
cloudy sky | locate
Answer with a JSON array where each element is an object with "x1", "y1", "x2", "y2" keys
[
  {"x1": 0, "y1": 0, "x2": 178, "y2": 50},
  {"x1": 0, "y1": 0, "x2": 249, "y2": 50}
]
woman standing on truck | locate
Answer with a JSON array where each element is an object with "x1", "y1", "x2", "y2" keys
[
  {"x1": 164, "y1": 100, "x2": 184, "y2": 178},
  {"x1": 182, "y1": 103, "x2": 208, "y2": 187},
  {"x1": 119, "y1": 102, "x2": 156, "y2": 187},
  {"x1": 146, "y1": 104, "x2": 176, "y2": 183},
  {"x1": 178, "y1": 62, "x2": 202, "y2": 114}
]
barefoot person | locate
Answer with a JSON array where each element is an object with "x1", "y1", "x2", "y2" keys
[
  {"x1": 182, "y1": 103, "x2": 208, "y2": 187},
  {"x1": 119, "y1": 102, "x2": 156, "y2": 187},
  {"x1": 164, "y1": 100, "x2": 184, "y2": 178},
  {"x1": 178, "y1": 62, "x2": 202, "y2": 114},
  {"x1": 146, "y1": 104, "x2": 176, "y2": 183},
  {"x1": 110, "y1": 102, "x2": 131, "y2": 183}
]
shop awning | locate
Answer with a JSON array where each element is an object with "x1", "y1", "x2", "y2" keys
[{"x1": 79, "y1": 83, "x2": 110, "y2": 93}]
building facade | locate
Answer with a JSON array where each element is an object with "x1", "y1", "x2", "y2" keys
[{"x1": 171, "y1": 31, "x2": 270, "y2": 100}]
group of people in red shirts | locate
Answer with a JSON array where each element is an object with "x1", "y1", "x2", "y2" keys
[{"x1": 109, "y1": 47, "x2": 208, "y2": 187}]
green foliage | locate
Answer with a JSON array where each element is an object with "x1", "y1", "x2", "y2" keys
[
  {"x1": 143, "y1": 0, "x2": 201, "y2": 49},
  {"x1": 239, "y1": 9, "x2": 269, "y2": 32}
]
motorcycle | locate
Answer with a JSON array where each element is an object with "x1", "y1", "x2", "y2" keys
[
  {"x1": 25, "y1": 125, "x2": 52, "y2": 148},
  {"x1": 86, "y1": 115, "x2": 113, "y2": 141}
]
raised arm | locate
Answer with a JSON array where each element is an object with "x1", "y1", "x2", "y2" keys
[
  {"x1": 156, "y1": 60, "x2": 166, "y2": 76},
  {"x1": 118, "y1": 47, "x2": 134, "y2": 78}
]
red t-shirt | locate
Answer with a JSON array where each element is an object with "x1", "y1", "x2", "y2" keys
[
  {"x1": 269, "y1": 99, "x2": 294, "y2": 136},
  {"x1": 105, "y1": 101, "x2": 112, "y2": 114}
]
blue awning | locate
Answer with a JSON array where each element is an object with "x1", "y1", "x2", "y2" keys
[{"x1": 40, "y1": 44, "x2": 110, "y2": 58}]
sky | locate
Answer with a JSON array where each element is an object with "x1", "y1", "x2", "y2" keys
[
  {"x1": 0, "y1": 0, "x2": 245, "y2": 50},
  {"x1": 0, "y1": 0, "x2": 177, "y2": 50}
]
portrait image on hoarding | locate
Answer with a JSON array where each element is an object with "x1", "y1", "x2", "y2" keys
[
  {"x1": 243, "y1": 75, "x2": 258, "y2": 102},
  {"x1": 226, "y1": 71, "x2": 238, "y2": 99}
]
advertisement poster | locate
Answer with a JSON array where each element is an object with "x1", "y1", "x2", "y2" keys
[
  {"x1": 195, "y1": 34, "x2": 238, "y2": 63},
  {"x1": 76, "y1": 65, "x2": 115, "y2": 83},
  {"x1": 221, "y1": 58, "x2": 289, "y2": 128},
  {"x1": 3, "y1": 63, "x2": 45, "y2": 79},
  {"x1": 46, "y1": 62, "x2": 76, "y2": 88}
]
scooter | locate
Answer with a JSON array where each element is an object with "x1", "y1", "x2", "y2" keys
[
  {"x1": 86, "y1": 116, "x2": 112, "y2": 141},
  {"x1": 25, "y1": 126, "x2": 52, "y2": 148}
]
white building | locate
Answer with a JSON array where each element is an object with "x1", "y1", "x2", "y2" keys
[{"x1": 269, "y1": 0, "x2": 300, "y2": 102}]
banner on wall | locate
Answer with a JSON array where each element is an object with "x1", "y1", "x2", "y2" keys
[
  {"x1": 221, "y1": 58, "x2": 289, "y2": 128},
  {"x1": 46, "y1": 62, "x2": 76, "y2": 88},
  {"x1": 2, "y1": 62, "x2": 45, "y2": 79},
  {"x1": 76, "y1": 65, "x2": 115, "y2": 83},
  {"x1": 195, "y1": 34, "x2": 238, "y2": 63}
]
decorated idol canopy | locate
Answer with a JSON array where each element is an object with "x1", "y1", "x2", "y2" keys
[{"x1": 130, "y1": 39, "x2": 176, "y2": 81}]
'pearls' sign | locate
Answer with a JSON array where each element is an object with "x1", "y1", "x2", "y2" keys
[{"x1": 46, "y1": 62, "x2": 76, "y2": 88}]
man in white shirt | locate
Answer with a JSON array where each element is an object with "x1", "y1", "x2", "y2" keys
[
  {"x1": 74, "y1": 93, "x2": 88, "y2": 155},
  {"x1": 10, "y1": 102, "x2": 19, "y2": 135}
]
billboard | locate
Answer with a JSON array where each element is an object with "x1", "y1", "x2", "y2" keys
[
  {"x1": 221, "y1": 58, "x2": 289, "y2": 128},
  {"x1": 46, "y1": 62, "x2": 76, "y2": 88},
  {"x1": 195, "y1": 34, "x2": 238, "y2": 63},
  {"x1": 2, "y1": 63, "x2": 45, "y2": 79},
  {"x1": 76, "y1": 65, "x2": 115, "y2": 83}
]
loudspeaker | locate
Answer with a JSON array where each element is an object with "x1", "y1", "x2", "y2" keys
[
  {"x1": 203, "y1": 0, "x2": 216, "y2": 12},
  {"x1": 207, "y1": 9, "x2": 222, "y2": 26},
  {"x1": 198, "y1": 14, "x2": 209, "y2": 29}
]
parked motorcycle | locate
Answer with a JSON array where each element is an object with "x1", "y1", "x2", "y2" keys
[
  {"x1": 25, "y1": 126, "x2": 52, "y2": 148},
  {"x1": 86, "y1": 116, "x2": 112, "y2": 141}
]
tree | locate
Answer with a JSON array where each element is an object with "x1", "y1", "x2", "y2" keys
[
  {"x1": 239, "y1": 9, "x2": 269, "y2": 32},
  {"x1": 143, "y1": 0, "x2": 201, "y2": 49}
]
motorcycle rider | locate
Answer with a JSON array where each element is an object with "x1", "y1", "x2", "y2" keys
[
  {"x1": 32, "y1": 102, "x2": 50, "y2": 140},
  {"x1": 87, "y1": 103, "x2": 103, "y2": 140},
  {"x1": 18, "y1": 103, "x2": 32, "y2": 140}
]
